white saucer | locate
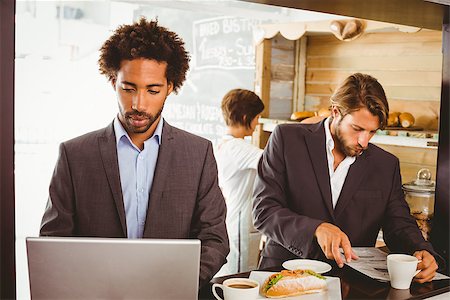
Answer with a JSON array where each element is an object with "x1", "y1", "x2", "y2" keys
[{"x1": 282, "y1": 259, "x2": 332, "y2": 274}]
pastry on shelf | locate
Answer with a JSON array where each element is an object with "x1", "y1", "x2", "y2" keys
[
  {"x1": 398, "y1": 112, "x2": 415, "y2": 128},
  {"x1": 387, "y1": 112, "x2": 401, "y2": 127},
  {"x1": 290, "y1": 111, "x2": 316, "y2": 121}
]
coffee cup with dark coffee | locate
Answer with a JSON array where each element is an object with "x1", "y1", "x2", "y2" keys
[{"x1": 212, "y1": 278, "x2": 259, "y2": 300}]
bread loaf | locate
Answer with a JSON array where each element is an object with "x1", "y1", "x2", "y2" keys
[
  {"x1": 290, "y1": 111, "x2": 316, "y2": 121},
  {"x1": 387, "y1": 112, "x2": 401, "y2": 127},
  {"x1": 318, "y1": 107, "x2": 331, "y2": 117},
  {"x1": 398, "y1": 112, "x2": 415, "y2": 128},
  {"x1": 330, "y1": 19, "x2": 365, "y2": 41}
]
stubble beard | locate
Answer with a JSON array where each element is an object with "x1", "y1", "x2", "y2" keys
[
  {"x1": 122, "y1": 104, "x2": 164, "y2": 134},
  {"x1": 335, "y1": 121, "x2": 364, "y2": 157}
]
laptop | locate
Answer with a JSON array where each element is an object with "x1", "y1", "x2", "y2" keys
[{"x1": 26, "y1": 237, "x2": 201, "y2": 300}]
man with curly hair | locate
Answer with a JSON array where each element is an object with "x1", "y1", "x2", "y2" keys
[{"x1": 40, "y1": 18, "x2": 229, "y2": 289}]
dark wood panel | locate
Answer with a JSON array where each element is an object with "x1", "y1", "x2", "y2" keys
[
  {"x1": 241, "y1": 0, "x2": 446, "y2": 30},
  {"x1": 0, "y1": 0, "x2": 16, "y2": 299},
  {"x1": 432, "y1": 6, "x2": 450, "y2": 275}
]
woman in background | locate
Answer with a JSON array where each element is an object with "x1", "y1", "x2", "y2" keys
[{"x1": 215, "y1": 89, "x2": 265, "y2": 276}]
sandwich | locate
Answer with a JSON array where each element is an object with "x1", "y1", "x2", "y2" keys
[{"x1": 262, "y1": 269, "x2": 327, "y2": 298}]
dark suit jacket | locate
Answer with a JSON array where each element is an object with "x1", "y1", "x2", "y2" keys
[
  {"x1": 253, "y1": 121, "x2": 437, "y2": 268},
  {"x1": 40, "y1": 120, "x2": 229, "y2": 287}
]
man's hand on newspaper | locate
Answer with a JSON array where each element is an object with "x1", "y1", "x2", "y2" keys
[{"x1": 315, "y1": 222, "x2": 359, "y2": 268}]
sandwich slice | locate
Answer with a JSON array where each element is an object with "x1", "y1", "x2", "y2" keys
[{"x1": 262, "y1": 269, "x2": 327, "y2": 298}]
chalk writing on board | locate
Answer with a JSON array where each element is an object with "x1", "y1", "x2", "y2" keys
[
  {"x1": 164, "y1": 102, "x2": 227, "y2": 143},
  {"x1": 193, "y1": 16, "x2": 260, "y2": 70}
]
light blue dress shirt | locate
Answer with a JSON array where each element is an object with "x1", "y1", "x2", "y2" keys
[{"x1": 113, "y1": 117, "x2": 162, "y2": 238}]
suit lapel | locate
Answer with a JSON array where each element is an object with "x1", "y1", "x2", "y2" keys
[
  {"x1": 334, "y1": 151, "x2": 369, "y2": 219},
  {"x1": 305, "y1": 121, "x2": 335, "y2": 221},
  {"x1": 98, "y1": 122, "x2": 127, "y2": 236},
  {"x1": 144, "y1": 121, "x2": 174, "y2": 236}
]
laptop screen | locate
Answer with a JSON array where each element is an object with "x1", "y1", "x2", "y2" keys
[{"x1": 26, "y1": 237, "x2": 200, "y2": 300}]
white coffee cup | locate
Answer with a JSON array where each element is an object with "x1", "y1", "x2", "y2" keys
[
  {"x1": 387, "y1": 254, "x2": 421, "y2": 289},
  {"x1": 212, "y1": 278, "x2": 259, "y2": 300}
]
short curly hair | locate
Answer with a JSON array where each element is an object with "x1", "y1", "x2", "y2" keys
[
  {"x1": 221, "y1": 89, "x2": 265, "y2": 128},
  {"x1": 98, "y1": 18, "x2": 190, "y2": 93}
]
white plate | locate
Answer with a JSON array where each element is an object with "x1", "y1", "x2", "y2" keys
[
  {"x1": 282, "y1": 259, "x2": 332, "y2": 274},
  {"x1": 249, "y1": 271, "x2": 341, "y2": 300}
]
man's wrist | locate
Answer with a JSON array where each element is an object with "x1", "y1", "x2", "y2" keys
[{"x1": 314, "y1": 221, "x2": 326, "y2": 237}]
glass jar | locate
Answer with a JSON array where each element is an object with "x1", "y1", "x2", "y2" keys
[{"x1": 402, "y1": 168, "x2": 435, "y2": 241}]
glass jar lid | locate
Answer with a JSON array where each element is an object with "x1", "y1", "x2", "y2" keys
[{"x1": 402, "y1": 168, "x2": 435, "y2": 193}]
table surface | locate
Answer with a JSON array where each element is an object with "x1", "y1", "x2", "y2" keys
[{"x1": 199, "y1": 265, "x2": 450, "y2": 300}]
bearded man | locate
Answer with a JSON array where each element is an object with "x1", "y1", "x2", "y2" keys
[{"x1": 253, "y1": 73, "x2": 441, "y2": 283}]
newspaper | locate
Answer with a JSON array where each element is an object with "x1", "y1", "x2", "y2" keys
[{"x1": 345, "y1": 247, "x2": 449, "y2": 282}]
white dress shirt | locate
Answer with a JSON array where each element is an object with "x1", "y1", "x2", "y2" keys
[{"x1": 324, "y1": 117, "x2": 356, "y2": 209}]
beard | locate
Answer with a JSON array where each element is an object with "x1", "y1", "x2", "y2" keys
[
  {"x1": 335, "y1": 120, "x2": 365, "y2": 157},
  {"x1": 120, "y1": 104, "x2": 164, "y2": 134}
]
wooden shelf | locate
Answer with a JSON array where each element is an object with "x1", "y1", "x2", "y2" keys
[
  {"x1": 259, "y1": 117, "x2": 298, "y2": 132},
  {"x1": 259, "y1": 118, "x2": 438, "y2": 149},
  {"x1": 371, "y1": 135, "x2": 437, "y2": 149}
]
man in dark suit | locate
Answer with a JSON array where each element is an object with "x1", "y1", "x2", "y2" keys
[
  {"x1": 253, "y1": 73, "x2": 439, "y2": 282},
  {"x1": 40, "y1": 18, "x2": 229, "y2": 288}
]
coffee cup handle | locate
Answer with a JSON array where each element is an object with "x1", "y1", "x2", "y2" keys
[
  {"x1": 414, "y1": 260, "x2": 423, "y2": 277},
  {"x1": 212, "y1": 283, "x2": 224, "y2": 300}
]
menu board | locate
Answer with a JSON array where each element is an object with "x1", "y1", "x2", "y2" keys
[
  {"x1": 137, "y1": 7, "x2": 263, "y2": 143},
  {"x1": 160, "y1": 15, "x2": 261, "y2": 144},
  {"x1": 193, "y1": 16, "x2": 259, "y2": 70}
]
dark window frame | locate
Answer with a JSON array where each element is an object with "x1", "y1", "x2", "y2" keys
[
  {"x1": 0, "y1": 0, "x2": 17, "y2": 299},
  {"x1": 0, "y1": 0, "x2": 449, "y2": 298},
  {"x1": 431, "y1": 6, "x2": 450, "y2": 274}
]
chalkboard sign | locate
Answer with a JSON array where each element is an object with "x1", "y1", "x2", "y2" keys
[
  {"x1": 164, "y1": 67, "x2": 250, "y2": 144},
  {"x1": 193, "y1": 16, "x2": 259, "y2": 70},
  {"x1": 138, "y1": 9, "x2": 263, "y2": 144}
]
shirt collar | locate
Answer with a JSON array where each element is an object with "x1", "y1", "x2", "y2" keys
[
  {"x1": 324, "y1": 117, "x2": 334, "y2": 151},
  {"x1": 113, "y1": 116, "x2": 163, "y2": 147}
]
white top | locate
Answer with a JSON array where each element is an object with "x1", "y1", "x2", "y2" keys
[
  {"x1": 214, "y1": 135, "x2": 263, "y2": 275},
  {"x1": 215, "y1": 136, "x2": 263, "y2": 224},
  {"x1": 324, "y1": 117, "x2": 356, "y2": 209}
]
